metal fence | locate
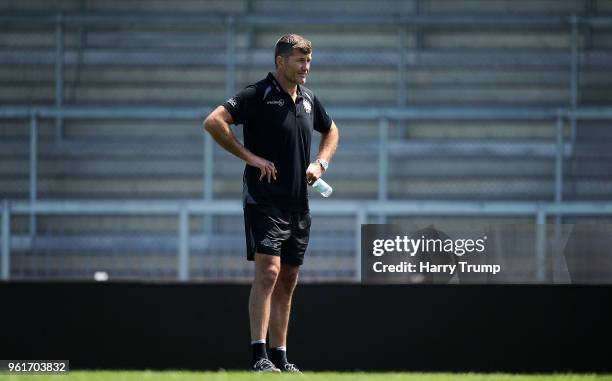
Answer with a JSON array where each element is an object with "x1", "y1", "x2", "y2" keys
[
  {"x1": 1, "y1": 103, "x2": 612, "y2": 283},
  {"x1": 2, "y1": 105, "x2": 612, "y2": 216},
  {"x1": 3, "y1": 199, "x2": 612, "y2": 282}
]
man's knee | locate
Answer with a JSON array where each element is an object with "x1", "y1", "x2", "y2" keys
[
  {"x1": 255, "y1": 254, "x2": 281, "y2": 289},
  {"x1": 277, "y1": 264, "x2": 300, "y2": 294}
]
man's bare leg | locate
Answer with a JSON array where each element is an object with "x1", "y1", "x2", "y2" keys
[
  {"x1": 268, "y1": 263, "x2": 300, "y2": 370},
  {"x1": 248, "y1": 253, "x2": 282, "y2": 371},
  {"x1": 249, "y1": 253, "x2": 281, "y2": 341}
]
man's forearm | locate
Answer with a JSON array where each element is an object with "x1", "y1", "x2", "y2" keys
[
  {"x1": 204, "y1": 116, "x2": 254, "y2": 164},
  {"x1": 317, "y1": 123, "x2": 339, "y2": 163}
]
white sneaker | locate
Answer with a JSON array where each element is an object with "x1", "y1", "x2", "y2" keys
[
  {"x1": 252, "y1": 358, "x2": 281, "y2": 373},
  {"x1": 281, "y1": 363, "x2": 302, "y2": 373}
]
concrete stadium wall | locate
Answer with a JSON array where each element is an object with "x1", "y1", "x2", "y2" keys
[{"x1": 0, "y1": 282, "x2": 610, "y2": 372}]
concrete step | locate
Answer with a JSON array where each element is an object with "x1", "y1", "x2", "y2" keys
[
  {"x1": 411, "y1": 0, "x2": 584, "y2": 14},
  {"x1": 0, "y1": 118, "x2": 563, "y2": 140},
  {"x1": 12, "y1": 215, "x2": 203, "y2": 233},
  {"x1": 0, "y1": 0, "x2": 246, "y2": 12},
  {"x1": 3, "y1": 25, "x2": 609, "y2": 54},
  {"x1": 255, "y1": 26, "x2": 413, "y2": 49},
  {"x1": 398, "y1": 121, "x2": 557, "y2": 139},
  {"x1": 0, "y1": 83, "x2": 225, "y2": 104},
  {"x1": 0, "y1": 139, "x2": 571, "y2": 165},
  {"x1": 424, "y1": 30, "x2": 572, "y2": 49},
  {"x1": 8, "y1": 232, "x2": 353, "y2": 253},
  {"x1": 4, "y1": 153, "x2": 611, "y2": 179},
  {"x1": 0, "y1": 118, "x2": 57, "y2": 138},
  {"x1": 0, "y1": 66, "x2": 228, "y2": 83},
  {"x1": 83, "y1": 0, "x2": 246, "y2": 12},
  {"x1": 2, "y1": 175, "x2": 608, "y2": 200},
  {"x1": 0, "y1": 30, "x2": 81, "y2": 49},
  {"x1": 0, "y1": 1, "x2": 81, "y2": 11},
  {"x1": 0, "y1": 158, "x2": 205, "y2": 176},
  {"x1": 575, "y1": 122, "x2": 612, "y2": 140},
  {"x1": 581, "y1": 87, "x2": 612, "y2": 104},
  {"x1": 321, "y1": 85, "x2": 570, "y2": 106},
  {"x1": 0, "y1": 119, "x2": 210, "y2": 139},
  {"x1": 0, "y1": 0, "x2": 586, "y2": 15},
  {"x1": 60, "y1": 121, "x2": 205, "y2": 140},
  {"x1": 569, "y1": 159, "x2": 612, "y2": 176},
  {"x1": 593, "y1": 31, "x2": 612, "y2": 49},
  {"x1": 0, "y1": 27, "x2": 238, "y2": 51},
  {"x1": 0, "y1": 83, "x2": 54, "y2": 103},
  {"x1": 566, "y1": 178, "x2": 612, "y2": 199},
  {"x1": 335, "y1": 114, "x2": 605, "y2": 139},
  {"x1": 255, "y1": 28, "x2": 573, "y2": 50},
  {"x1": 252, "y1": 0, "x2": 416, "y2": 14},
  {"x1": 12, "y1": 67, "x2": 612, "y2": 88},
  {"x1": 0, "y1": 140, "x2": 204, "y2": 157},
  {"x1": 599, "y1": 0, "x2": 612, "y2": 12},
  {"x1": 0, "y1": 82, "x2": 574, "y2": 106},
  {"x1": 10, "y1": 216, "x2": 214, "y2": 234},
  {"x1": 9, "y1": 214, "x2": 358, "y2": 234},
  {"x1": 0, "y1": 156, "x2": 557, "y2": 177},
  {"x1": 0, "y1": 176, "x2": 207, "y2": 198},
  {"x1": 7, "y1": 251, "x2": 357, "y2": 282},
  {"x1": 1, "y1": 27, "x2": 383, "y2": 50},
  {"x1": 0, "y1": 176, "x2": 571, "y2": 200},
  {"x1": 573, "y1": 142, "x2": 612, "y2": 157},
  {"x1": 84, "y1": 29, "x2": 235, "y2": 49},
  {"x1": 3, "y1": 48, "x2": 611, "y2": 69}
]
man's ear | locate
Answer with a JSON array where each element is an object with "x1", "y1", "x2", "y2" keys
[{"x1": 275, "y1": 55, "x2": 284, "y2": 69}]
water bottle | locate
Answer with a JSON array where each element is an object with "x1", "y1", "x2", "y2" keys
[{"x1": 311, "y1": 178, "x2": 333, "y2": 197}]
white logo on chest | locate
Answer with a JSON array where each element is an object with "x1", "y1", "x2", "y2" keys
[
  {"x1": 266, "y1": 99, "x2": 284, "y2": 107},
  {"x1": 303, "y1": 99, "x2": 312, "y2": 114}
]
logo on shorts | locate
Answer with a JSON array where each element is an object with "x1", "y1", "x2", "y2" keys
[
  {"x1": 260, "y1": 238, "x2": 278, "y2": 248},
  {"x1": 266, "y1": 99, "x2": 284, "y2": 107},
  {"x1": 227, "y1": 97, "x2": 238, "y2": 108},
  {"x1": 303, "y1": 99, "x2": 312, "y2": 114}
]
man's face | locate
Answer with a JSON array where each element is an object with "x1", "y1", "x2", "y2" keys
[{"x1": 278, "y1": 49, "x2": 312, "y2": 85}]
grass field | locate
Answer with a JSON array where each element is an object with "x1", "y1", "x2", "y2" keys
[{"x1": 1, "y1": 371, "x2": 611, "y2": 381}]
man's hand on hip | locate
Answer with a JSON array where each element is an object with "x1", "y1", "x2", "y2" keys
[
  {"x1": 306, "y1": 162, "x2": 324, "y2": 185},
  {"x1": 248, "y1": 155, "x2": 277, "y2": 183}
]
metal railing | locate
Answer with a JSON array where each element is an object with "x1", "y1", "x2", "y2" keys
[
  {"x1": 3, "y1": 199, "x2": 612, "y2": 282},
  {"x1": 2, "y1": 105, "x2": 612, "y2": 233}
]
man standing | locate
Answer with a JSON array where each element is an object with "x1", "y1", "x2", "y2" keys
[{"x1": 203, "y1": 34, "x2": 339, "y2": 372}]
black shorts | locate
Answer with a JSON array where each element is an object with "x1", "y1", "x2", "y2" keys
[{"x1": 244, "y1": 204, "x2": 311, "y2": 266}]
